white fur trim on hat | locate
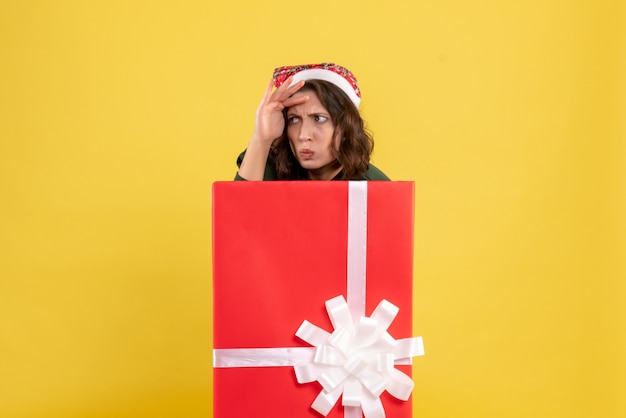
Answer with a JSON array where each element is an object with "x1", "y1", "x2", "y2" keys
[{"x1": 290, "y1": 69, "x2": 361, "y2": 108}]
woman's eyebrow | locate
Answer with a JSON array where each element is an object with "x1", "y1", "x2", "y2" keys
[{"x1": 287, "y1": 110, "x2": 330, "y2": 117}]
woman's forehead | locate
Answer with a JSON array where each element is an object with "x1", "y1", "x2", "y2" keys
[{"x1": 288, "y1": 91, "x2": 328, "y2": 113}]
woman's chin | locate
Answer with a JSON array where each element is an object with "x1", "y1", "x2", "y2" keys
[
  {"x1": 298, "y1": 160, "x2": 342, "y2": 180},
  {"x1": 298, "y1": 160, "x2": 319, "y2": 170}
]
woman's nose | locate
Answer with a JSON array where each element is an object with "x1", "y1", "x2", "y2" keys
[{"x1": 298, "y1": 120, "x2": 312, "y2": 141}]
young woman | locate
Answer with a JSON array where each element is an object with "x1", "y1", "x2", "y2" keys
[{"x1": 235, "y1": 63, "x2": 389, "y2": 181}]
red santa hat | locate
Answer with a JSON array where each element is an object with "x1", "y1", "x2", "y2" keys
[{"x1": 273, "y1": 63, "x2": 362, "y2": 108}]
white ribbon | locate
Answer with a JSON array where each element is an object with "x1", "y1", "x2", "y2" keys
[
  {"x1": 294, "y1": 296, "x2": 424, "y2": 418},
  {"x1": 347, "y1": 181, "x2": 368, "y2": 320},
  {"x1": 213, "y1": 347, "x2": 315, "y2": 368},
  {"x1": 213, "y1": 182, "x2": 424, "y2": 417}
]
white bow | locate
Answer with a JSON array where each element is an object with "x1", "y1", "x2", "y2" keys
[{"x1": 294, "y1": 295, "x2": 424, "y2": 418}]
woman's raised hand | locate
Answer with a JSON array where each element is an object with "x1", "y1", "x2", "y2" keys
[
  {"x1": 253, "y1": 76, "x2": 309, "y2": 145},
  {"x1": 237, "y1": 76, "x2": 309, "y2": 180}
]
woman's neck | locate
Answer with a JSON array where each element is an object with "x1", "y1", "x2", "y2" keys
[{"x1": 307, "y1": 160, "x2": 343, "y2": 180}]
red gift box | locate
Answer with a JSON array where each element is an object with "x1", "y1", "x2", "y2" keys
[{"x1": 212, "y1": 181, "x2": 422, "y2": 418}]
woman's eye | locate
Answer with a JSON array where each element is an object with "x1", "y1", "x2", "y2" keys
[
  {"x1": 287, "y1": 116, "x2": 300, "y2": 124},
  {"x1": 314, "y1": 115, "x2": 328, "y2": 123}
]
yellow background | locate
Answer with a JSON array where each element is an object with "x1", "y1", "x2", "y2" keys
[{"x1": 1, "y1": 1, "x2": 624, "y2": 417}]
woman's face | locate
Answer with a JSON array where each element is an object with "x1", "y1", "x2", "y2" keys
[{"x1": 286, "y1": 90, "x2": 341, "y2": 180}]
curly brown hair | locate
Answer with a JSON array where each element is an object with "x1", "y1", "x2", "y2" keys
[{"x1": 270, "y1": 79, "x2": 374, "y2": 180}]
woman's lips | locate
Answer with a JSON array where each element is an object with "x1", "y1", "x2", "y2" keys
[{"x1": 299, "y1": 149, "x2": 314, "y2": 159}]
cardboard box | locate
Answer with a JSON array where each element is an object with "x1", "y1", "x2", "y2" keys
[{"x1": 212, "y1": 181, "x2": 420, "y2": 418}]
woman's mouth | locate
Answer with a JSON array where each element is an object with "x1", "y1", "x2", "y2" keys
[{"x1": 299, "y1": 149, "x2": 314, "y2": 159}]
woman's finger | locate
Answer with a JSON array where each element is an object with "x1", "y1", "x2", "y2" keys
[
  {"x1": 272, "y1": 76, "x2": 305, "y2": 102},
  {"x1": 284, "y1": 78, "x2": 306, "y2": 96},
  {"x1": 259, "y1": 78, "x2": 275, "y2": 105},
  {"x1": 282, "y1": 94, "x2": 309, "y2": 109}
]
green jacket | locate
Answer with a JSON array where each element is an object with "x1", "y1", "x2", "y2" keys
[{"x1": 234, "y1": 150, "x2": 390, "y2": 181}]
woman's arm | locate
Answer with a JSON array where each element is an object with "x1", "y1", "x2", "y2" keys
[{"x1": 237, "y1": 77, "x2": 308, "y2": 180}]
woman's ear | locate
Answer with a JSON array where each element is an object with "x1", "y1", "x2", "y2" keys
[{"x1": 334, "y1": 128, "x2": 344, "y2": 145}]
